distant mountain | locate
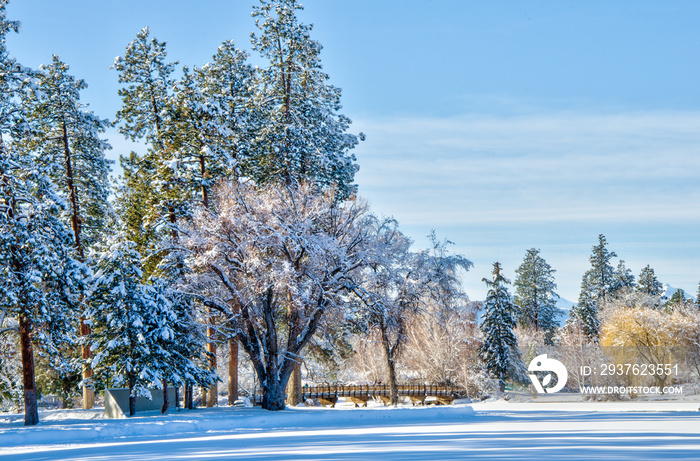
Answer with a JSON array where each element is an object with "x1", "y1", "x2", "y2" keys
[
  {"x1": 556, "y1": 296, "x2": 575, "y2": 324},
  {"x1": 661, "y1": 284, "x2": 696, "y2": 302}
]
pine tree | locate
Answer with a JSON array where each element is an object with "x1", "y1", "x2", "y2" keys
[
  {"x1": 637, "y1": 265, "x2": 663, "y2": 297},
  {"x1": 513, "y1": 248, "x2": 560, "y2": 344},
  {"x1": 112, "y1": 26, "x2": 184, "y2": 255},
  {"x1": 0, "y1": 0, "x2": 83, "y2": 426},
  {"x1": 571, "y1": 273, "x2": 601, "y2": 341},
  {"x1": 571, "y1": 234, "x2": 618, "y2": 341},
  {"x1": 586, "y1": 234, "x2": 618, "y2": 299},
  {"x1": 479, "y1": 262, "x2": 520, "y2": 392},
  {"x1": 0, "y1": 149, "x2": 83, "y2": 425},
  {"x1": 87, "y1": 238, "x2": 213, "y2": 416},
  {"x1": 610, "y1": 260, "x2": 635, "y2": 295},
  {"x1": 193, "y1": 40, "x2": 256, "y2": 189},
  {"x1": 249, "y1": 0, "x2": 363, "y2": 198},
  {"x1": 17, "y1": 55, "x2": 112, "y2": 408}
]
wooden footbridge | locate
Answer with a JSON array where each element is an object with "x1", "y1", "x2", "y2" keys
[{"x1": 302, "y1": 384, "x2": 467, "y2": 407}]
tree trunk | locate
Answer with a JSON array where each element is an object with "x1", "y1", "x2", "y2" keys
[
  {"x1": 206, "y1": 310, "x2": 217, "y2": 407},
  {"x1": 81, "y1": 320, "x2": 95, "y2": 410},
  {"x1": 184, "y1": 384, "x2": 193, "y2": 409},
  {"x1": 128, "y1": 375, "x2": 136, "y2": 417},
  {"x1": 262, "y1": 379, "x2": 286, "y2": 411},
  {"x1": 286, "y1": 360, "x2": 302, "y2": 406},
  {"x1": 19, "y1": 311, "x2": 38, "y2": 426},
  {"x1": 227, "y1": 338, "x2": 238, "y2": 405},
  {"x1": 61, "y1": 122, "x2": 94, "y2": 410},
  {"x1": 161, "y1": 379, "x2": 169, "y2": 414},
  {"x1": 380, "y1": 325, "x2": 399, "y2": 406}
]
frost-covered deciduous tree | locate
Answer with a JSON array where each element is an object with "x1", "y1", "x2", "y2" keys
[
  {"x1": 349, "y1": 219, "x2": 419, "y2": 406},
  {"x1": 479, "y1": 262, "x2": 521, "y2": 392},
  {"x1": 250, "y1": 0, "x2": 363, "y2": 198},
  {"x1": 184, "y1": 180, "x2": 371, "y2": 410},
  {"x1": 514, "y1": 248, "x2": 560, "y2": 344},
  {"x1": 351, "y1": 230, "x2": 472, "y2": 405}
]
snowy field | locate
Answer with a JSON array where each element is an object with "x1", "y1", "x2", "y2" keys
[{"x1": 2, "y1": 399, "x2": 700, "y2": 460}]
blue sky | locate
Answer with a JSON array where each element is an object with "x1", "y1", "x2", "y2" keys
[{"x1": 5, "y1": 0, "x2": 700, "y2": 301}]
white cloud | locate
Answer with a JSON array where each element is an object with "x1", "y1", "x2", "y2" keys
[{"x1": 352, "y1": 110, "x2": 700, "y2": 301}]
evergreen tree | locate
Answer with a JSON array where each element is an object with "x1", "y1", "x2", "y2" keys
[
  {"x1": 513, "y1": 248, "x2": 560, "y2": 344},
  {"x1": 86, "y1": 238, "x2": 213, "y2": 416},
  {"x1": 17, "y1": 55, "x2": 112, "y2": 408},
  {"x1": 697, "y1": 282, "x2": 700, "y2": 308},
  {"x1": 112, "y1": 26, "x2": 184, "y2": 257},
  {"x1": 664, "y1": 289, "x2": 691, "y2": 310},
  {"x1": 0, "y1": 149, "x2": 83, "y2": 425},
  {"x1": 585, "y1": 234, "x2": 617, "y2": 299},
  {"x1": 20, "y1": 55, "x2": 112, "y2": 253},
  {"x1": 479, "y1": 262, "x2": 520, "y2": 392},
  {"x1": 193, "y1": 40, "x2": 256, "y2": 190},
  {"x1": 249, "y1": 0, "x2": 363, "y2": 198},
  {"x1": 0, "y1": 0, "x2": 83, "y2": 426},
  {"x1": 637, "y1": 265, "x2": 663, "y2": 297},
  {"x1": 610, "y1": 260, "x2": 635, "y2": 295},
  {"x1": 571, "y1": 234, "x2": 618, "y2": 341},
  {"x1": 571, "y1": 273, "x2": 601, "y2": 341}
]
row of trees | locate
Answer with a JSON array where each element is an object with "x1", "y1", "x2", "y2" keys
[
  {"x1": 0, "y1": 0, "x2": 477, "y2": 424},
  {"x1": 477, "y1": 234, "x2": 699, "y2": 392}
]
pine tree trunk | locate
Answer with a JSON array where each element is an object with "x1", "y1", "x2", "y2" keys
[
  {"x1": 184, "y1": 384, "x2": 193, "y2": 409},
  {"x1": 206, "y1": 309, "x2": 217, "y2": 407},
  {"x1": 128, "y1": 374, "x2": 136, "y2": 417},
  {"x1": 286, "y1": 361, "x2": 302, "y2": 406},
  {"x1": 61, "y1": 122, "x2": 94, "y2": 410},
  {"x1": 161, "y1": 379, "x2": 169, "y2": 414},
  {"x1": 228, "y1": 338, "x2": 238, "y2": 405},
  {"x1": 19, "y1": 311, "x2": 38, "y2": 426}
]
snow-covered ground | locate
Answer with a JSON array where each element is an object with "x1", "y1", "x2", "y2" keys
[{"x1": 2, "y1": 399, "x2": 700, "y2": 460}]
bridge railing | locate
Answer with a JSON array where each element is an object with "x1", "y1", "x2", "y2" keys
[{"x1": 302, "y1": 384, "x2": 467, "y2": 401}]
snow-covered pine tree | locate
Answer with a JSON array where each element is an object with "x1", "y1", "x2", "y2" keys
[
  {"x1": 584, "y1": 234, "x2": 617, "y2": 299},
  {"x1": 0, "y1": 149, "x2": 83, "y2": 425},
  {"x1": 637, "y1": 265, "x2": 663, "y2": 297},
  {"x1": 0, "y1": 0, "x2": 82, "y2": 426},
  {"x1": 20, "y1": 55, "x2": 112, "y2": 254},
  {"x1": 193, "y1": 40, "x2": 256, "y2": 189},
  {"x1": 479, "y1": 262, "x2": 520, "y2": 392},
  {"x1": 571, "y1": 274, "x2": 601, "y2": 341},
  {"x1": 513, "y1": 248, "x2": 560, "y2": 345},
  {"x1": 249, "y1": 0, "x2": 363, "y2": 198},
  {"x1": 610, "y1": 260, "x2": 635, "y2": 296},
  {"x1": 112, "y1": 26, "x2": 184, "y2": 261},
  {"x1": 570, "y1": 234, "x2": 618, "y2": 341},
  {"x1": 87, "y1": 238, "x2": 213, "y2": 416},
  {"x1": 113, "y1": 27, "x2": 214, "y2": 407},
  {"x1": 17, "y1": 55, "x2": 112, "y2": 409}
]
